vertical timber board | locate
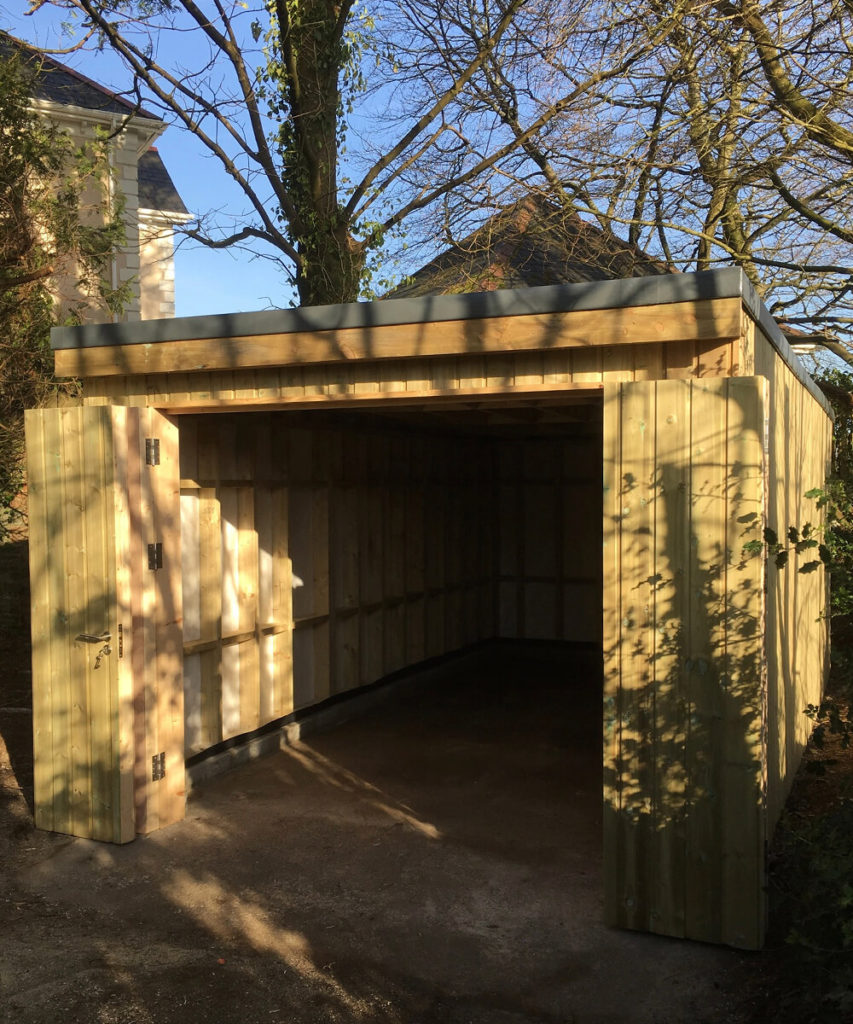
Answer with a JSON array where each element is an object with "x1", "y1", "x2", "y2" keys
[
  {"x1": 133, "y1": 409, "x2": 185, "y2": 834},
  {"x1": 63, "y1": 409, "x2": 93, "y2": 837},
  {"x1": 616, "y1": 381, "x2": 657, "y2": 930},
  {"x1": 360, "y1": 483, "x2": 384, "y2": 681},
  {"x1": 384, "y1": 487, "x2": 407, "y2": 674},
  {"x1": 106, "y1": 407, "x2": 135, "y2": 844},
  {"x1": 405, "y1": 482, "x2": 426, "y2": 665},
  {"x1": 198, "y1": 486, "x2": 223, "y2": 747},
  {"x1": 156, "y1": 409, "x2": 185, "y2": 832},
  {"x1": 330, "y1": 483, "x2": 360, "y2": 694},
  {"x1": 650, "y1": 380, "x2": 690, "y2": 938},
  {"x1": 27, "y1": 407, "x2": 62, "y2": 834},
  {"x1": 601, "y1": 385, "x2": 623, "y2": 927},
  {"x1": 272, "y1": 485, "x2": 294, "y2": 718},
  {"x1": 721, "y1": 378, "x2": 767, "y2": 949},
  {"x1": 126, "y1": 407, "x2": 149, "y2": 832},
  {"x1": 684, "y1": 381, "x2": 728, "y2": 942},
  {"x1": 219, "y1": 486, "x2": 242, "y2": 739},
  {"x1": 237, "y1": 486, "x2": 260, "y2": 734},
  {"x1": 312, "y1": 485, "x2": 331, "y2": 701},
  {"x1": 602, "y1": 378, "x2": 768, "y2": 948},
  {"x1": 498, "y1": 451, "x2": 521, "y2": 637},
  {"x1": 256, "y1": 484, "x2": 275, "y2": 724},
  {"x1": 81, "y1": 407, "x2": 114, "y2": 841},
  {"x1": 26, "y1": 407, "x2": 134, "y2": 843},
  {"x1": 181, "y1": 487, "x2": 202, "y2": 754}
]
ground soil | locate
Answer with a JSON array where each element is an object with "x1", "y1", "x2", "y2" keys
[{"x1": 0, "y1": 539, "x2": 775, "y2": 1024}]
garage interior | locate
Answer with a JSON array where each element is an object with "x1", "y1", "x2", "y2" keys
[{"x1": 177, "y1": 398, "x2": 603, "y2": 759}]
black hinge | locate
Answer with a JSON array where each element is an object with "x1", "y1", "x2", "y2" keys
[
  {"x1": 152, "y1": 751, "x2": 166, "y2": 782},
  {"x1": 117, "y1": 623, "x2": 123, "y2": 659},
  {"x1": 145, "y1": 438, "x2": 160, "y2": 465},
  {"x1": 147, "y1": 543, "x2": 163, "y2": 570}
]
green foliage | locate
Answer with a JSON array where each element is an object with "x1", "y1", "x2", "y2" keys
[
  {"x1": 770, "y1": 792, "x2": 853, "y2": 1023},
  {"x1": 813, "y1": 370, "x2": 853, "y2": 622},
  {"x1": 743, "y1": 517, "x2": 831, "y2": 575},
  {"x1": 0, "y1": 46, "x2": 128, "y2": 539},
  {"x1": 806, "y1": 699, "x2": 852, "y2": 752}
]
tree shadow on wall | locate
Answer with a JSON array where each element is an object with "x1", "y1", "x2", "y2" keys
[{"x1": 603, "y1": 382, "x2": 768, "y2": 950}]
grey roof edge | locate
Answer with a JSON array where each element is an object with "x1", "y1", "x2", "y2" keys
[
  {"x1": 736, "y1": 274, "x2": 833, "y2": 417},
  {"x1": 52, "y1": 268, "x2": 748, "y2": 350}
]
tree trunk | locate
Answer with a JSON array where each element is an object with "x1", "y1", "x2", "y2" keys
[
  {"x1": 295, "y1": 222, "x2": 366, "y2": 307},
  {"x1": 273, "y1": 0, "x2": 365, "y2": 305}
]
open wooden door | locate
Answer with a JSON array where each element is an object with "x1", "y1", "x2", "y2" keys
[
  {"x1": 26, "y1": 406, "x2": 184, "y2": 843},
  {"x1": 602, "y1": 377, "x2": 768, "y2": 949}
]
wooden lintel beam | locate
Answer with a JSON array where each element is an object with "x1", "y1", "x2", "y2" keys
[{"x1": 158, "y1": 382, "x2": 606, "y2": 415}]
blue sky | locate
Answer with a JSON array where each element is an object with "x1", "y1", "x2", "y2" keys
[{"x1": 6, "y1": 4, "x2": 295, "y2": 317}]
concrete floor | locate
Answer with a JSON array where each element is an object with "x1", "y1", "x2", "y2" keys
[{"x1": 4, "y1": 643, "x2": 756, "y2": 1023}]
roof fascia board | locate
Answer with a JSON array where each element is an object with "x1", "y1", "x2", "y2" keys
[
  {"x1": 138, "y1": 207, "x2": 195, "y2": 225},
  {"x1": 52, "y1": 267, "x2": 749, "y2": 351},
  {"x1": 30, "y1": 97, "x2": 166, "y2": 149}
]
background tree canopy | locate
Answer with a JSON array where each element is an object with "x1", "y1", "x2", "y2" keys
[{"x1": 16, "y1": 0, "x2": 853, "y2": 343}]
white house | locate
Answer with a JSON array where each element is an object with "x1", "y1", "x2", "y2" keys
[{"x1": 4, "y1": 33, "x2": 191, "y2": 322}]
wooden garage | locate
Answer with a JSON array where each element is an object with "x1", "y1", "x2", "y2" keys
[{"x1": 26, "y1": 267, "x2": 831, "y2": 949}]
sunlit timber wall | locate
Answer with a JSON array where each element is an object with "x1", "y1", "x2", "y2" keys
[
  {"x1": 754, "y1": 326, "x2": 833, "y2": 831},
  {"x1": 601, "y1": 327, "x2": 832, "y2": 950},
  {"x1": 603, "y1": 375, "x2": 771, "y2": 949}
]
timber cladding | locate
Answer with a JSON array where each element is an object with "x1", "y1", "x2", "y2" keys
[
  {"x1": 54, "y1": 271, "x2": 758, "y2": 409},
  {"x1": 29, "y1": 269, "x2": 833, "y2": 950},
  {"x1": 77, "y1": 334, "x2": 742, "y2": 412},
  {"x1": 603, "y1": 377, "x2": 769, "y2": 949}
]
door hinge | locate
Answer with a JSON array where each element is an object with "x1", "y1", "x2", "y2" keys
[
  {"x1": 145, "y1": 438, "x2": 161, "y2": 466},
  {"x1": 117, "y1": 623, "x2": 123, "y2": 659},
  {"x1": 147, "y1": 542, "x2": 163, "y2": 570},
  {"x1": 152, "y1": 752, "x2": 166, "y2": 781}
]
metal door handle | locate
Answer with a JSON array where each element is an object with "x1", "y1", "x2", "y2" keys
[{"x1": 74, "y1": 631, "x2": 111, "y2": 644}]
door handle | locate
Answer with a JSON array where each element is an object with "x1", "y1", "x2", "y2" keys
[
  {"x1": 74, "y1": 631, "x2": 111, "y2": 644},
  {"x1": 74, "y1": 631, "x2": 112, "y2": 669}
]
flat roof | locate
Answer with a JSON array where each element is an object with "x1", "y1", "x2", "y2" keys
[{"x1": 53, "y1": 268, "x2": 755, "y2": 350}]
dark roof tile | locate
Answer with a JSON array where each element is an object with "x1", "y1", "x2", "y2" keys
[
  {"x1": 1, "y1": 32, "x2": 159, "y2": 120},
  {"x1": 389, "y1": 195, "x2": 673, "y2": 298},
  {"x1": 139, "y1": 148, "x2": 189, "y2": 216}
]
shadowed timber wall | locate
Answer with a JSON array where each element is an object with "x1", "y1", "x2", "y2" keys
[
  {"x1": 603, "y1": 376, "x2": 769, "y2": 949},
  {"x1": 497, "y1": 433, "x2": 602, "y2": 643},
  {"x1": 754, "y1": 327, "x2": 833, "y2": 831}
]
